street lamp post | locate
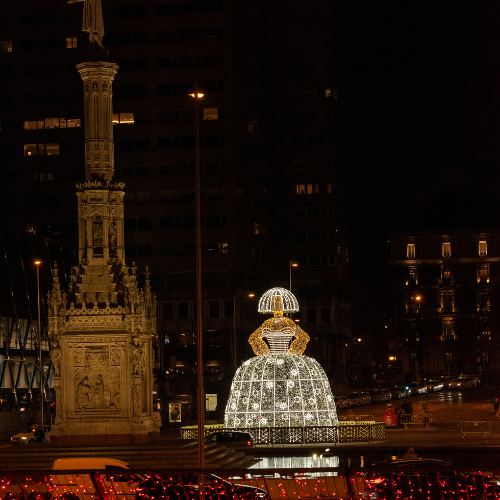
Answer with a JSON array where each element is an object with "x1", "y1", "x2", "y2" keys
[
  {"x1": 34, "y1": 260, "x2": 43, "y2": 429},
  {"x1": 289, "y1": 261, "x2": 298, "y2": 292},
  {"x1": 189, "y1": 89, "x2": 205, "y2": 471}
]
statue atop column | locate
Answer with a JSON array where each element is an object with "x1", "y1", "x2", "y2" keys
[{"x1": 68, "y1": 0, "x2": 105, "y2": 48}]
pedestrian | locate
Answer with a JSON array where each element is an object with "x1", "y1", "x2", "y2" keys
[
  {"x1": 494, "y1": 397, "x2": 499, "y2": 415},
  {"x1": 403, "y1": 447, "x2": 418, "y2": 459},
  {"x1": 422, "y1": 402, "x2": 429, "y2": 426},
  {"x1": 407, "y1": 398, "x2": 413, "y2": 415}
]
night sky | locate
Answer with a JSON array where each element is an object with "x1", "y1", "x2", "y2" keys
[{"x1": 334, "y1": 2, "x2": 500, "y2": 330}]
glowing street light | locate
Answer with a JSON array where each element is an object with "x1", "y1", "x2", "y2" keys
[
  {"x1": 189, "y1": 89, "x2": 204, "y2": 470},
  {"x1": 34, "y1": 260, "x2": 43, "y2": 430}
]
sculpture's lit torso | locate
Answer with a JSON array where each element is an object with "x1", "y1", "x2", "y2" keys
[{"x1": 224, "y1": 288, "x2": 337, "y2": 428}]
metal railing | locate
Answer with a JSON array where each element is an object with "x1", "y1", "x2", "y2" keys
[
  {"x1": 181, "y1": 423, "x2": 386, "y2": 444},
  {"x1": 460, "y1": 420, "x2": 491, "y2": 439}
]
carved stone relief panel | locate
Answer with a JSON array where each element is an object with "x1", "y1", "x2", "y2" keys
[{"x1": 73, "y1": 344, "x2": 123, "y2": 413}]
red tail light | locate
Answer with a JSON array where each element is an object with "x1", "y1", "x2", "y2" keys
[{"x1": 247, "y1": 440, "x2": 252, "y2": 446}]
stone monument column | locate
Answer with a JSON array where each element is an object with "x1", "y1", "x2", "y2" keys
[{"x1": 47, "y1": 4, "x2": 159, "y2": 446}]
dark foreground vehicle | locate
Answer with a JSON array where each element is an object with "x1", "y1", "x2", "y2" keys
[
  {"x1": 362, "y1": 458, "x2": 499, "y2": 499},
  {"x1": 136, "y1": 473, "x2": 270, "y2": 500}
]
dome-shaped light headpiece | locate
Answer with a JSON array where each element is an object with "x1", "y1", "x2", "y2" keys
[{"x1": 258, "y1": 287, "x2": 299, "y2": 316}]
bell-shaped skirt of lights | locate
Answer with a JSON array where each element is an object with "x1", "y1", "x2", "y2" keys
[{"x1": 224, "y1": 353, "x2": 337, "y2": 428}]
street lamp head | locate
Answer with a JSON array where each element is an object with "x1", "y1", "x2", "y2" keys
[
  {"x1": 414, "y1": 295, "x2": 421, "y2": 301},
  {"x1": 291, "y1": 262, "x2": 298, "y2": 268},
  {"x1": 34, "y1": 260, "x2": 41, "y2": 266},
  {"x1": 189, "y1": 92, "x2": 204, "y2": 98}
]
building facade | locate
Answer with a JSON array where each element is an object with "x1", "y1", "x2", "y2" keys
[
  {"x1": 390, "y1": 230, "x2": 500, "y2": 382},
  {"x1": 0, "y1": 0, "x2": 351, "y2": 416}
]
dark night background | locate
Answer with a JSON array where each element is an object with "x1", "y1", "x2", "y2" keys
[
  {"x1": 2, "y1": 0, "x2": 500, "y2": 364},
  {"x1": 334, "y1": 2, "x2": 500, "y2": 335}
]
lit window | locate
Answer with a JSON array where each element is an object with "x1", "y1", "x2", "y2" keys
[
  {"x1": 24, "y1": 144, "x2": 59, "y2": 156},
  {"x1": 65, "y1": 37, "x2": 77, "y2": 48},
  {"x1": 66, "y1": 118, "x2": 81, "y2": 128},
  {"x1": 296, "y1": 183, "x2": 320, "y2": 195},
  {"x1": 442, "y1": 242, "x2": 451, "y2": 258},
  {"x1": 24, "y1": 121, "x2": 38, "y2": 130},
  {"x1": 296, "y1": 184, "x2": 306, "y2": 194},
  {"x1": 407, "y1": 243, "x2": 415, "y2": 259},
  {"x1": 45, "y1": 143, "x2": 59, "y2": 155},
  {"x1": 254, "y1": 223, "x2": 262, "y2": 235},
  {"x1": 113, "y1": 112, "x2": 135, "y2": 124},
  {"x1": 325, "y1": 88, "x2": 332, "y2": 98},
  {"x1": 203, "y1": 108, "x2": 218, "y2": 120},
  {"x1": 327, "y1": 183, "x2": 333, "y2": 193},
  {"x1": 479, "y1": 240, "x2": 487, "y2": 256},
  {"x1": 24, "y1": 144, "x2": 38, "y2": 156},
  {"x1": 221, "y1": 242, "x2": 228, "y2": 254},
  {"x1": 442, "y1": 268, "x2": 451, "y2": 279},
  {"x1": 45, "y1": 118, "x2": 59, "y2": 129},
  {"x1": 477, "y1": 265, "x2": 489, "y2": 283},
  {"x1": 0, "y1": 41, "x2": 12, "y2": 52},
  {"x1": 23, "y1": 118, "x2": 80, "y2": 130}
]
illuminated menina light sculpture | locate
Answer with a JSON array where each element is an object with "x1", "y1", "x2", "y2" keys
[{"x1": 224, "y1": 287, "x2": 338, "y2": 428}]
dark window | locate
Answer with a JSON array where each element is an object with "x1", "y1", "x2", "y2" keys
[
  {"x1": 308, "y1": 207, "x2": 320, "y2": 217},
  {"x1": 124, "y1": 219, "x2": 136, "y2": 231},
  {"x1": 208, "y1": 301, "x2": 220, "y2": 319},
  {"x1": 206, "y1": 215, "x2": 220, "y2": 227},
  {"x1": 158, "y1": 137, "x2": 172, "y2": 149},
  {"x1": 182, "y1": 136, "x2": 195, "y2": 148},
  {"x1": 294, "y1": 209, "x2": 306, "y2": 218},
  {"x1": 120, "y1": 86, "x2": 134, "y2": 98},
  {"x1": 320, "y1": 307, "x2": 331, "y2": 323},
  {"x1": 137, "y1": 245, "x2": 152, "y2": 257},
  {"x1": 178, "y1": 302, "x2": 189, "y2": 320},
  {"x1": 157, "y1": 57, "x2": 170, "y2": 69},
  {"x1": 157, "y1": 84, "x2": 171, "y2": 96},
  {"x1": 156, "y1": 31, "x2": 170, "y2": 42},
  {"x1": 183, "y1": 216, "x2": 195, "y2": 228},
  {"x1": 309, "y1": 255, "x2": 321, "y2": 266},
  {"x1": 294, "y1": 232, "x2": 307, "y2": 242},
  {"x1": 162, "y1": 302, "x2": 174, "y2": 320},
  {"x1": 308, "y1": 232, "x2": 321, "y2": 242},
  {"x1": 307, "y1": 308, "x2": 317, "y2": 324},
  {"x1": 136, "y1": 138, "x2": 150, "y2": 150},
  {"x1": 135, "y1": 85, "x2": 148, "y2": 97},
  {"x1": 125, "y1": 245, "x2": 137, "y2": 257},
  {"x1": 161, "y1": 217, "x2": 175, "y2": 229},
  {"x1": 137, "y1": 218, "x2": 151, "y2": 230},
  {"x1": 224, "y1": 300, "x2": 234, "y2": 318},
  {"x1": 120, "y1": 139, "x2": 134, "y2": 151}
]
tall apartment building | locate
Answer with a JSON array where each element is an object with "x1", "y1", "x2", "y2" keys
[
  {"x1": 0, "y1": 0, "x2": 351, "y2": 410},
  {"x1": 390, "y1": 230, "x2": 500, "y2": 382}
]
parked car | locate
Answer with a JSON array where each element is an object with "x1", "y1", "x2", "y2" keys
[
  {"x1": 457, "y1": 374, "x2": 480, "y2": 387},
  {"x1": 425, "y1": 379, "x2": 444, "y2": 392},
  {"x1": 11, "y1": 425, "x2": 50, "y2": 445},
  {"x1": 346, "y1": 393, "x2": 363, "y2": 406},
  {"x1": 369, "y1": 389, "x2": 391, "y2": 403},
  {"x1": 359, "y1": 391, "x2": 372, "y2": 405},
  {"x1": 438, "y1": 375, "x2": 455, "y2": 389},
  {"x1": 206, "y1": 430, "x2": 255, "y2": 447},
  {"x1": 389, "y1": 386, "x2": 407, "y2": 400},
  {"x1": 408, "y1": 382, "x2": 427, "y2": 396},
  {"x1": 449, "y1": 376, "x2": 476, "y2": 390},
  {"x1": 334, "y1": 395, "x2": 351, "y2": 409}
]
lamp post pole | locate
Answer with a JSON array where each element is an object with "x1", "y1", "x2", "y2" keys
[
  {"x1": 394, "y1": 303, "x2": 398, "y2": 361},
  {"x1": 190, "y1": 90, "x2": 205, "y2": 471},
  {"x1": 289, "y1": 261, "x2": 298, "y2": 292},
  {"x1": 35, "y1": 260, "x2": 43, "y2": 429}
]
